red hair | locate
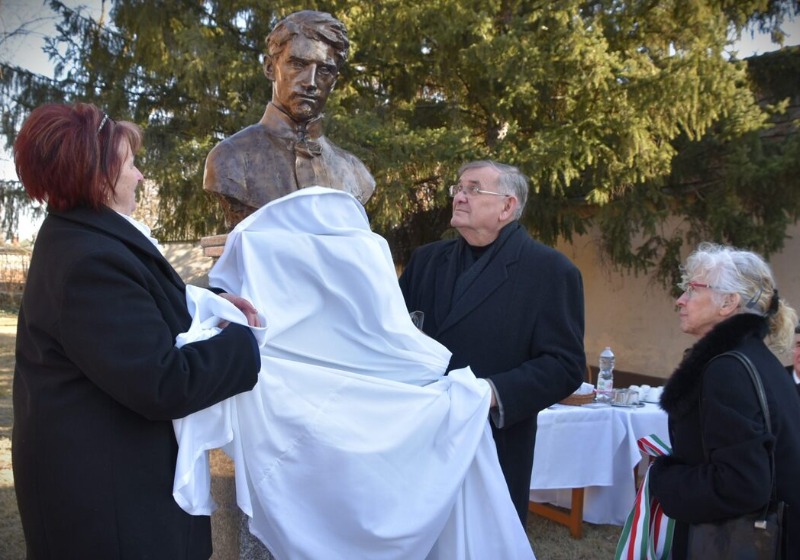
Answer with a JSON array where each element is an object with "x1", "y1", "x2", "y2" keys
[{"x1": 13, "y1": 102, "x2": 142, "y2": 211}]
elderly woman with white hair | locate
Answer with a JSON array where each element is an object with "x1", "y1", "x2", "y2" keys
[{"x1": 649, "y1": 242, "x2": 800, "y2": 559}]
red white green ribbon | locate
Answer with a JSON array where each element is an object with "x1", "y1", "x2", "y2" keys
[{"x1": 615, "y1": 434, "x2": 675, "y2": 560}]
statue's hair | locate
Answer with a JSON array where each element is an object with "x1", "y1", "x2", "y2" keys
[{"x1": 266, "y1": 11, "x2": 349, "y2": 69}]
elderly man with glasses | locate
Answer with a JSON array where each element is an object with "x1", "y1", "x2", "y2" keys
[{"x1": 399, "y1": 159, "x2": 586, "y2": 525}]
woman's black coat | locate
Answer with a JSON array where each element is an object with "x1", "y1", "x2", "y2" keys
[
  {"x1": 649, "y1": 314, "x2": 800, "y2": 559},
  {"x1": 12, "y1": 207, "x2": 261, "y2": 559}
]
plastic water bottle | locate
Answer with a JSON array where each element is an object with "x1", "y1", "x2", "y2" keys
[{"x1": 596, "y1": 347, "x2": 615, "y2": 403}]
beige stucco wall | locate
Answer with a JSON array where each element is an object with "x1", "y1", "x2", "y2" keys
[
  {"x1": 164, "y1": 219, "x2": 800, "y2": 382},
  {"x1": 162, "y1": 242, "x2": 212, "y2": 287},
  {"x1": 557, "y1": 221, "x2": 800, "y2": 379}
]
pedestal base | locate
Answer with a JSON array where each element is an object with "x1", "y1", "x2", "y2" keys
[{"x1": 200, "y1": 234, "x2": 228, "y2": 259}]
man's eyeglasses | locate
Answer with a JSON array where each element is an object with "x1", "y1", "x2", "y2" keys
[{"x1": 448, "y1": 184, "x2": 511, "y2": 198}]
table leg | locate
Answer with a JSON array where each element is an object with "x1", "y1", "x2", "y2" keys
[{"x1": 528, "y1": 488, "x2": 585, "y2": 538}]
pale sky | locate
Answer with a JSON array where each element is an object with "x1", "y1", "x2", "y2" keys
[{"x1": 0, "y1": 1, "x2": 797, "y2": 239}]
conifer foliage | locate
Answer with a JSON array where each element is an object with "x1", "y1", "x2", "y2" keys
[{"x1": 1, "y1": 0, "x2": 798, "y2": 281}]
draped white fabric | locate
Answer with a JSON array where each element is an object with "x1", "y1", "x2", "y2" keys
[{"x1": 172, "y1": 187, "x2": 535, "y2": 560}]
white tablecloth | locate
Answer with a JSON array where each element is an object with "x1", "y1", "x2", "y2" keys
[{"x1": 529, "y1": 402, "x2": 668, "y2": 525}]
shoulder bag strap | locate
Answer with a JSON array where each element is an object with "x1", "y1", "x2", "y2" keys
[{"x1": 701, "y1": 350, "x2": 776, "y2": 519}]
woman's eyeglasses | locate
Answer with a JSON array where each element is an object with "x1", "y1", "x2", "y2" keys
[{"x1": 678, "y1": 281, "x2": 718, "y2": 297}]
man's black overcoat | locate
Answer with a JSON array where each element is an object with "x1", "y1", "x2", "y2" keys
[{"x1": 399, "y1": 222, "x2": 585, "y2": 520}]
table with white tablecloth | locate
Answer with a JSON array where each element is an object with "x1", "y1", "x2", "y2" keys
[{"x1": 529, "y1": 402, "x2": 669, "y2": 529}]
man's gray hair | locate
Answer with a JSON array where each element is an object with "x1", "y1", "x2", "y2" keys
[
  {"x1": 458, "y1": 160, "x2": 529, "y2": 220},
  {"x1": 266, "y1": 11, "x2": 349, "y2": 69}
]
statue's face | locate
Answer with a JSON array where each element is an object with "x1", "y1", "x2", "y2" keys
[{"x1": 267, "y1": 34, "x2": 338, "y2": 123}]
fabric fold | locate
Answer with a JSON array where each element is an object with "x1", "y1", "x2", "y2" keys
[{"x1": 172, "y1": 187, "x2": 534, "y2": 559}]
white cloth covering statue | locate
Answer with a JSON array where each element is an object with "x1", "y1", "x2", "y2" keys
[{"x1": 172, "y1": 187, "x2": 535, "y2": 560}]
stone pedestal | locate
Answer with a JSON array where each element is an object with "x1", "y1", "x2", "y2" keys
[
  {"x1": 201, "y1": 234, "x2": 274, "y2": 560},
  {"x1": 209, "y1": 450, "x2": 239, "y2": 560},
  {"x1": 208, "y1": 449, "x2": 274, "y2": 560},
  {"x1": 202, "y1": 236, "x2": 236, "y2": 560},
  {"x1": 200, "y1": 234, "x2": 229, "y2": 259}
]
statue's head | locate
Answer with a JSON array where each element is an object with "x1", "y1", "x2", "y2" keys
[
  {"x1": 266, "y1": 11, "x2": 349, "y2": 70},
  {"x1": 263, "y1": 11, "x2": 349, "y2": 123}
]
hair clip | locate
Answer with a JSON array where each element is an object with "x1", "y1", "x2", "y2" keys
[
  {"x1": 767, "y1": 289, "x2": 779, "y2": 316},
  {"x1": 744, "y1": 284, "x2": 764, "y2": 310},
  {"x1": 97, "y1": 114, "x2": 109, "y2": 135}
]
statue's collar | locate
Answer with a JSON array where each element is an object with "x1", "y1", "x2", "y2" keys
[{"x1": 260, "y1": 103, "x2": 324, "y2": 141}]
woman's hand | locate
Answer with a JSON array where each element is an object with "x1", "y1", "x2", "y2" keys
[{"x1": 218, "y1": 293, "x2": 261, "y2": 327}]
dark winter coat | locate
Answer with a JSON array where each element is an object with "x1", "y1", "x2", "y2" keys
[
  {"x1": 12, "y1": 207, "x2": 261, "y2": 560},
  {"x1": 786, "y1": 364, "x2": 800, "y2": 398},
  {"x1": 649, "y1": 313, "x2": 800, "y2": 559},
  {"x1": 399, "y1": 221, "x2": 585, "y2": 522}
]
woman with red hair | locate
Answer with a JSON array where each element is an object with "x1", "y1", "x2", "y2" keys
[{"x1": 12, "y1": 102, "x2": 262, "y2": 559}]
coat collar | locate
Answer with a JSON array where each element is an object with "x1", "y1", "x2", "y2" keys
[
  {"x1": 48, "y1": 206, "x2": 185, "y2": 290},
  {"x1": 660, "y1": 313, "x2": 768, "y2": 418},
  {"x1": 259, "y1": 103, "x2": 324, "y2": 142},
  {"x1": 434, "y1": 221, "x2": 524, "y2": 335}
]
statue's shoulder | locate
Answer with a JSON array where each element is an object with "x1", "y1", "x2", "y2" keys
[
  {"x1": 320, "y1": 138, "x2": 376, "y2": 201},
  {"x1": 323, "y1": 139, "x2": 371, "y2": 171},
  {"x1": 208, "y1": 123, "x2": 272, "y2": 156}
]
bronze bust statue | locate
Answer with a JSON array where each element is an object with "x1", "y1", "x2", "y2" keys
[{"x1": 204, "y1": 10, "x2": 376, "y2": 229}]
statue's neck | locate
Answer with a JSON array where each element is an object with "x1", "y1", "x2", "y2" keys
[{"x1": 261, "y1": 103, "x2": 324, "y2": 140}]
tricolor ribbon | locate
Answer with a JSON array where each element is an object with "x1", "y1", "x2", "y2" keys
[{"x1": 615, "y1": 434, "x2": 675, "y2": 560}]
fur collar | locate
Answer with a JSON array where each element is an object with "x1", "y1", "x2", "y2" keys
[{"x1": 660, "y1": 313, "x2": 768, "y2": 419}]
